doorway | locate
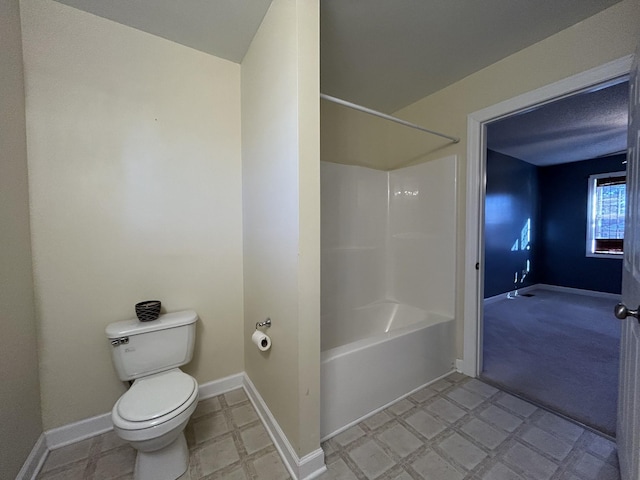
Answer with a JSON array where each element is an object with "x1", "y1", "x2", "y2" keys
[
  {"x1": 479, "y1": 83, "x2": 627, "y2": 436},
  {"x1": 462, "y1": 56, "x2": 633, "y2": 427}
]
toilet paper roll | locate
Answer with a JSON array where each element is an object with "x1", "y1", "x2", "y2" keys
[{"x1": 252, "y1": 330, "x2": 272, "y2": 352}]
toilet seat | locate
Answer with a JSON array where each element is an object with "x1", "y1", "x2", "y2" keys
[{"x1": 113, "y1": 369, "x2": 198, "y2": 431}]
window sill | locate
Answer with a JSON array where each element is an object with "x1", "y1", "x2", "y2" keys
[{"x1": 586, "y1": 252, "x2": 624, "y2": 259}]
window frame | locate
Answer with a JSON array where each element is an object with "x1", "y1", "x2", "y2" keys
[{"x1": 585, "y1": 170, "x2": 626, "y2": 259}]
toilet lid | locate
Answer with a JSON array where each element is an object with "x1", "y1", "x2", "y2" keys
[{"x1": 117, "y1": 370, "x2": 197, "y2": 422}]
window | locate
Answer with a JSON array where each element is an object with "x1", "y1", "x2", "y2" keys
[{"x1": 586, "y1": 171, "x2": 626, "y2": 257}]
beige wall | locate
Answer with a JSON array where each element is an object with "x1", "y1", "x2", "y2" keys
[
  {"x1": 242, "y1": 0, "x2": 321, "y2": 457},
  {"x1": 295, "y1": 0, "x2": 321, "y2": 456},
  {"x1": 21, "y1": 0, "x2": 244, "y2": 430},
  {"x1": 321, "y1": 0, "x2": 640, "y2": 356},
  {"x1": 321, "y1": 99, "x2": 391, "y2": 170},
  {"x1": 0, "y1": 0, "x2": 43, "y2": 476},
  {"x1": 397, "y1": 0, "x2": 639, "y2": 357}
]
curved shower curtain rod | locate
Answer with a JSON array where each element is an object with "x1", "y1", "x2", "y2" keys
[{"x1": 320, "y1": 93, "x2": 460, "y2": 143}]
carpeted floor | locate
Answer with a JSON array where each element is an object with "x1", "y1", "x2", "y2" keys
[{"x1": 482, "y1": 288, "x2": 620, "y2": 437}]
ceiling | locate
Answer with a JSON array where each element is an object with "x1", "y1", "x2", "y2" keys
[
  {"x1": 487, "y1": 80, "x2": 629, "y2": 166},
  {"x1": 54, "y1": 0, "x2": 621, "y2": 113},
  {"x1": 53, "y1": 0, "x2": 272, "y2": 63},
  {"x1": 321, "y1": 0, "x2": 620, "y2": 113},
  {"x1": 52, "y1": 0, "x2": 627, "y2": 163}
]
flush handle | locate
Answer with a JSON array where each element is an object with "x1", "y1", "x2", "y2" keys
[{"x1": 615, "y1": 303, "x2": 640, "y2": 321}]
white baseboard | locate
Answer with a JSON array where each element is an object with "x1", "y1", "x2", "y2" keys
[
  {"x1": 24, "y1": 372, "x2": 324, "y2": 480},
  {"x1": 242, "y1": 374, "x2": 326, "y2": 480},
  {"x1": 484, "y1": 283, "x2": 620, "y2": 305},
  {"x1": 455, "y1": 359, "x2": 464, "y2": 373},
  {"x1": 44, "y1": 372, "x2": 245, "y2": 451},
  {"x1": 45, "y1": 413, "x2": 113, "y2": 451},
  {"x1": 15, "y1": 433, "x2": 47, "y2": 480},
  {"x1": 483, "y1": 284, "x2": 538, "y2": 305},
  {"x1": 197, "y1": 372, "x2": 245, "y2": 400},
  {"x1": 536, "y1": 283, "x2": 621, "y2": 301}
]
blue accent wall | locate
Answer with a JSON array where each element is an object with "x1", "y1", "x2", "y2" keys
[
  {"x1": 484, "y1": 151, "x2": 624, "y2": 297},
  {"x1": 539, "y1": 154, "x2": 625, "y2": 294},
  {"x1": 484, "y1": 150, "x2": 540, "y2": 297}
]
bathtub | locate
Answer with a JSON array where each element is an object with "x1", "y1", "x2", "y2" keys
[{"x1": 320, "y1": 302, "x2": 455, "y2": 440}]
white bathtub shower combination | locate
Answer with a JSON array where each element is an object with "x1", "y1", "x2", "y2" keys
[
  {"x1": 320, "y1": 157, "x2": 458, "y2": 439},
  {"x1": 321, "y1": 302, "x2": 454, "y2": 439}
]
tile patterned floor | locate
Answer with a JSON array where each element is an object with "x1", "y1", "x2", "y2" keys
[
  {"x1": 320, "y1": 373, "x2": 620, "y2": 480},
  {"x1": 37, "y1": 388, "x2": 290, "y2": 480},
  {"x1": 36, "y1": 374, "x2": 620, "y2": 480}
]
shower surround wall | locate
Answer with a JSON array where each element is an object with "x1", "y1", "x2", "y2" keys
[
  {"x1": 320, "y1": 157, "x2": 457, "y2": 438},
  {"x1": 321, "y1": 157, "x2": 457, "y2": 325},
  {"x1": 321, "y1": 163, "x2": 387, "y2": 318}
]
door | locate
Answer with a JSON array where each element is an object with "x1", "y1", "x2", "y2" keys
[{"x1": 617, "y1": 44, "x2": 640, "y2": 480}]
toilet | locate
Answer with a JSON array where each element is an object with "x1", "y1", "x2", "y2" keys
[{"x1": 106, "y1": 310, "x2": 199, "y2": 480}]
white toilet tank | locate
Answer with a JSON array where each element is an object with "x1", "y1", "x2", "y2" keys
[{"x1": 106, "y1": 310, "x2": 198, "y2": 381}]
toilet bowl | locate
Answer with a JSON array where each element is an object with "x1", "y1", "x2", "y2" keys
[
  {"x1": 112, "y1": 369, "x2": 199, "y2": 480},
  {"x1": 106, "y1": 310, "x2": 200, "y2": 480}
]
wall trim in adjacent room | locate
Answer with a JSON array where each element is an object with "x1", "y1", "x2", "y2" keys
[
  {"x1": 536, "y1": 284, "x2": 621, "y2": 301},
  {"x1": 243, "y1": 374, "x2": 327, "y2": 480},
  {"x1": 483, "y1": 285, "x2": 539, "y2": 305},
  {"x1": 463, "y1": 54, "x2": 633, "y2": 378},
  {"x1": 484, "y1": 283, "x2": 620, "y2": 306}
]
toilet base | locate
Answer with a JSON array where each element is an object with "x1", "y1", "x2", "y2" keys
[{"x1": 134, "y1": 432, "x2": 189, "y2": 480}]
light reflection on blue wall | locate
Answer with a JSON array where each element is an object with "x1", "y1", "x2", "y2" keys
[
  {"x1": 485, "y1": 194, "x2": 513, "y2": 225},
  {"x1": 484, "y1": 151, "x2": 538, "y2": 297},
  {"x1": 521, "y1": 218, "x2": 531, "y2": 251}
]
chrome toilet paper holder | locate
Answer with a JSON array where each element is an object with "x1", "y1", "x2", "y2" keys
[{"x1": 256, "y1": 318, "x2": 271, "y2": 330}]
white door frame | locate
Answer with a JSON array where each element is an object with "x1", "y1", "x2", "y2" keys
[{"x1": 462, "y1": 55, "x2": 633, "y2": 377}]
